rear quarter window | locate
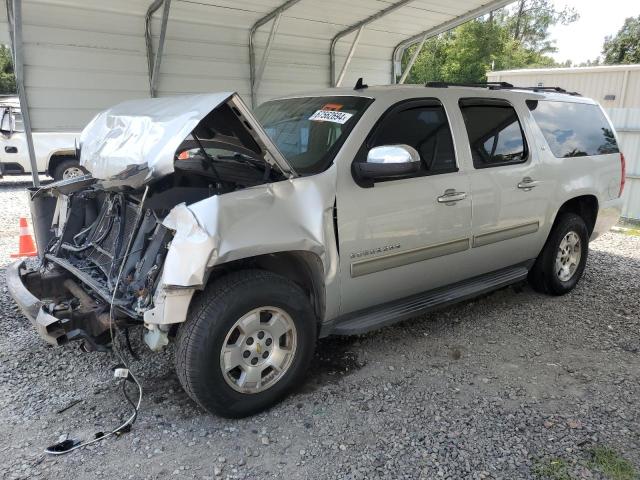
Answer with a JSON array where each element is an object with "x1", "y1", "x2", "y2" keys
[{"x1": 527, "y1": 100, "x2": 618, "y2": 157}]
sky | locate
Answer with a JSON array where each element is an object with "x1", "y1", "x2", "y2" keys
[{"x1": 548, "y1": 0, "x2": 639, "y2": 64}]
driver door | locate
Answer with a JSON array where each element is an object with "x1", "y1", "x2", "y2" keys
[{"x1": 336, "y1": 98, "x2": 474, "y2": 315}]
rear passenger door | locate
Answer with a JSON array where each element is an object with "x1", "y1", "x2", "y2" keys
[
  {"x1": 336, "y1": 99, "x2": 473, "y2": 315},
  {"x1": 457, "y1": 97, "x2": 552, "y2": 270}
]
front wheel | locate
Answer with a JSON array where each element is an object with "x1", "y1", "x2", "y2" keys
[
  {"x1": 52, "y1": 158, "x2": 87, "y2": 181},
  {"x1": 175, "y1": 270, "x2": 316, "y2": 417},
  {"x1": 529, "y1": 213, "x2": 589, "y2": 295}
]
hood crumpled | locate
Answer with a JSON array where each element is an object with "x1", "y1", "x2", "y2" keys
[{"x1": 79, "y1": 93, "x2": 233, "y2": 182}]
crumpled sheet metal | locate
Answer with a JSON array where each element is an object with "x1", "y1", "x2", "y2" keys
[
  {"x1": 79, "y1": 93, "x2": 233, "y2": 181},
  {"x1": 161, "y1": 169, "x2": 339, "y2": 289}
]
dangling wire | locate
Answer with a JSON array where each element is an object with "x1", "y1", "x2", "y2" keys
[{"x1": 46, "y1": 187, "x2": 150, "y2": 455}]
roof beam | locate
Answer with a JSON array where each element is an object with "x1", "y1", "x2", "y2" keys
[
  {"x1": 330, "y1": 0, "x2": 415, "y2": 87},
  {"x1": 249, "y1": 0, "x2": 302, "y2": 108},
  {"x1": 252, "y1": 10, "x2": 282, "y2": 104},
  {"x1": 150, "y1": 0, "x2": 171, "y2": 97},
  {"x1": 145, "y1": 0, "x2": 163, "y2": 96},
  {"x1": 398, "y1": 32, "x2": 427, "y2": 84},
  {"x1": 392, "y1": 0, "x2": 516, "y2": 83},
  {"x1": 335, "y1": 25, "x2": 364, "y2": 87},
  {"x1": 7, "y1": 0, "x2": 39, "y2": 186}
]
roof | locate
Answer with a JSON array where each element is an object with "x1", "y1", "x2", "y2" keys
[{"x1": 1, "y1": 0, "x2": 516, "y2": 132}]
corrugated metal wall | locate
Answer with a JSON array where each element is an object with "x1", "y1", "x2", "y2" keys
[
  {"x1": 608, "y1": 108, "x2": 640, "y2": 221},
  {"x1": 488, "y1": 66, "x2": 640, "y2": 221},
  {"x1": 1, "y1": 0, "x2": 507, "y2": 132}
]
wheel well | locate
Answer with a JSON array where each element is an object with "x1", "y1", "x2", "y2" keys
[
  {"x1": 556, "y1": 195, "x2": 598, "y2": 236},
  {"x1": 208, "y1": 251, "x2": 326, "y2": 325},
  {"x1": 47, "y1": 153, "x2": 77, "y2": 176}
]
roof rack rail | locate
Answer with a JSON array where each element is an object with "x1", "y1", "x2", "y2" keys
[
  {"x1": 424, "y1": 81, "x2": 581, "y2": 96},
  {"x1": 513, "y1": 86, "x2": 581, "y2": 96},
  {"x1": 425, "y1": 81, "x2": 514, "y2": 89}
]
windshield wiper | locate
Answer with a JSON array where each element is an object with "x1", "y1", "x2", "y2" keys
[
  {"x1": 191, "y1": 133, "x2": 224, "y2": 185},
  {"x1": 216, "y1": 153, "x2": 272, "y2": 178}
]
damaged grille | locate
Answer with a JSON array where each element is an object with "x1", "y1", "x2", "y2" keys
[
  {"x1": 83, "y1": 200, "x2": 139, "y2": 278},
  {"x1": 45, "y1": 190, "x2": 170, "y2": 319}
]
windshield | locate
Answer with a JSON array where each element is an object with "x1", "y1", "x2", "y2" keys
[{"x1": 254, "y1": 96, "x2": 372, "y2": 175}]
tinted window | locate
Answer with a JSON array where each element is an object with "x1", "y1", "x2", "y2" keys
[
  {"x1": 369, "y1": 101, "x2": 457, "y2": 175},
  {"x1": 527, "y1": 100, "x2": 618, "y2": 157},
  {"x1": 254, "y1": 96, "x2": 372, "y2": 175},
  {"x1": 459, "y1": 99, "x2": 527, "y2": 168},
  {"x1": 13, "y1": 112, "x2": 24, "y2": 132}
]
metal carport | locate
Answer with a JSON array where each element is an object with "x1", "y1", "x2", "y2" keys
[{"x1": 0, "y1": 0, "x2": 514, "y2": 185}]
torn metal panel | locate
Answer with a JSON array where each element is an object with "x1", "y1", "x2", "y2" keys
[
  {"x1": 161, "y1": 167, "x2": 339, "y2": 294},
  {"x1": 161, "y1": 202, "x2": 217, "y2": 286},
  {"x1": 144, "y1": 285, "x2": 195, "y2": 326},
  {"x1": 79, "y1": 92, "x2": 295, "y2": 184}
]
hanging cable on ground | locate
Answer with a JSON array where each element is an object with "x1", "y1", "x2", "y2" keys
[{"x1": 45, "y1": 187, "x2": 150, "y2": 455}]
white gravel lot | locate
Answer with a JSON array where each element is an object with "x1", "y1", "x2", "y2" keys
[{"x1": 0, "y1": 176, "x2": 638, "y2": 480}]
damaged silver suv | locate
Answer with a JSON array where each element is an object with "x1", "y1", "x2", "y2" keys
[{"x1": 8, "y1": 83, "x2": 624, "y2": 417}]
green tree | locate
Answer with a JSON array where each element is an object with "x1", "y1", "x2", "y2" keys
[
  {"x1": 0, "y1": 45, "x2": 16, "y2": 94},
  {"x1": 404, "y1": 35, "x2": 451, "y2": 84},
  {"x1": 602, "y1": 15, "x2": 640, "y2": 64},
  {"x1": 508, "y1": 0, "x2": 578, "y2": 53},
  {"x1": 401, "y1": 0, "x2": 578, "y2": 84}
]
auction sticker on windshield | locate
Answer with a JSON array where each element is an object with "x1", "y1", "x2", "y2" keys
[{"x1": 309, "y1": 110, "x2": 353, "y2": 124}]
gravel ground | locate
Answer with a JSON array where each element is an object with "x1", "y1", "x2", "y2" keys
[{"x1": 0, "y1": 176, "x2": 638, "y2": 480}]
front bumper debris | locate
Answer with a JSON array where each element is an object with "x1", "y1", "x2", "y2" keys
[
  {"x1": 7, "y1": 260, "x2": 111, "y2": 348},
  {"x1": 7, "y1": 260, "x2": 58, "y2": 345}
]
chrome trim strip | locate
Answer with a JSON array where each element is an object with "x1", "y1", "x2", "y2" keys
[
  {"x1": 350, "y1": 238, "x2": 470, "y2": 278},
  {"x1": 472, "y1": 221, "x2": 539, "y2": 248}
]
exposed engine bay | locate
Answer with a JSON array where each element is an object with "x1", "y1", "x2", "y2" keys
[{"x1": 18, "y1": 94, "x2": 288, "y2": 352}]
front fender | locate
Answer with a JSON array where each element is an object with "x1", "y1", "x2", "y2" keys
[{"x1": 160, "y1": 167, "x2": 339, "y2": 297}]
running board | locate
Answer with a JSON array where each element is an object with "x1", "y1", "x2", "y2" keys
[{"x1": 330, "y1": 265, "x2": 529, "y2": 336}]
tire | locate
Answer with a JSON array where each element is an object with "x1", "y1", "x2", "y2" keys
[
  {"x1": 52, "y1": 158, "x2": 86, "y2": 181},
  {"x1": 528, "y1": 213, "x2": 589, "y2": 295},
  {"x1": 175, "y1": 269, "x2": 317, "y2": 418}
]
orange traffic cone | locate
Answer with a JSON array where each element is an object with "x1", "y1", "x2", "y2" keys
[{"x1": 11, "y1": 217, "x2": 38, "y2": 257}]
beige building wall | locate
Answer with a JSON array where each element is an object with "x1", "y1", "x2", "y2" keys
[{"x1": 487, "y1": 65, "x2": 640, "y2": 109}]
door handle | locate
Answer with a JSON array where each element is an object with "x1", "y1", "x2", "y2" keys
[
  {"x1": 437, "y1": 189, "x2": 467, "y2": 205},
  {"x1": 4, "y1": 146, "x2": 17, "y2": 154},
  {"x1": 517, "y1": 177, "x2": 539, "y2": 190}
]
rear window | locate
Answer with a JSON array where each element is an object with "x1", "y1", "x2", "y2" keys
[{"x1": 527, "y1": 100, "x2": 618, "y2": 157}]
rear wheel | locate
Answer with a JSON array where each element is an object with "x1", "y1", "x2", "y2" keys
[
  {"x1": 529, "y1": 213, "x2": 589, "y2": 295},
  {"x1": 175, "y1": 270, "x2": 316, "y2": 417}
]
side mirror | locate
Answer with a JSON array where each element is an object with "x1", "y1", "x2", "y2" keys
[{"x1": 353, "y1": 144, "x2": 421, "y2": 184}]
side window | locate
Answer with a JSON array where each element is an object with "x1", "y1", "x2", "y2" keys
[
  {"x1": 368, "y1": 100, "x2": 457, "y2": 176},
  {"x1": 527, "y1": 100, "x2": 618, "y2": 157},
  {"x1": 12, "y1": 111, "x2": 24, "y2": 133},
  {"x1": 459, "y1": 99, "x2": 528, "y2": 168}
]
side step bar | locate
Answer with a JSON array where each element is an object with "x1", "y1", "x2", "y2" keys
[{"x1": 330, "y1": 265, "x2": 529, "y2": 336}]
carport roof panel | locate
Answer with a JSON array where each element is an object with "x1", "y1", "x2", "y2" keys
[{"x1": 4, "y1": 0, "x2": 514, "y2": 131}]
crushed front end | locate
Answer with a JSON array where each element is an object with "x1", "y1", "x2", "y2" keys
[
  {"x1": 7, "y1": 92, "x2": 296, "y2": 353},
  {"x1": 8, "y1": 177, "x2": 174, "y2": 351}
]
